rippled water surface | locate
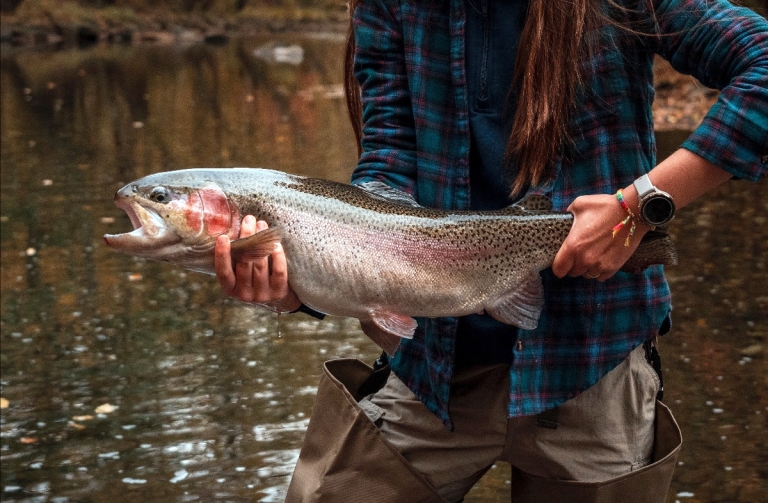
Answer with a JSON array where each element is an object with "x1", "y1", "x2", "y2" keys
[{"x1": 1, "y1": 38, "x2": 766, "y2": 502}]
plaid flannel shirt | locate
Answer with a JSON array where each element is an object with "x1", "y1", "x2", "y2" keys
[{"x1": 350, "y1": 0, "x2": 768, "y2": 427}]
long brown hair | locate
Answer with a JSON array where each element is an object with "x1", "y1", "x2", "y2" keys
[{"x1": 344, "y1": 0, "x2": 604, "y2": 195}]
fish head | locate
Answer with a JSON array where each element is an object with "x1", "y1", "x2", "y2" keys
[{"x1": 104, "y1": 174, "x2": 240, "y2": 272}]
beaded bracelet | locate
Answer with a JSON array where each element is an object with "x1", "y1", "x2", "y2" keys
[{"x1": 612, "y1": 189, "x2": 637, "y2": 247}]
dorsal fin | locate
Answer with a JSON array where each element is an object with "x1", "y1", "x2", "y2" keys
[
  {"x1": 497, "y1": 195, "x2": 553, "y2": 216},
  {"x1": 358, "y1": 181, "x2": 422, "y2": 208},
  {"x1": 514, "y1": 195, "x2": 553, "y2": 212}
]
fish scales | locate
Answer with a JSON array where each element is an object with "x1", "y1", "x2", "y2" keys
[
  {"x1": 104, "y1": 168, "x2": 676, "y2": 355},
  {"x1": 235, "y1": 182, "x2": 569, "y2": 319}
]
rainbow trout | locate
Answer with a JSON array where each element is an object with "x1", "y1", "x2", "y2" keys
[{"x1": 104, "y1": 168, "x2": 677, "y2": 354}]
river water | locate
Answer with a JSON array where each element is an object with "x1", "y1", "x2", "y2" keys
[{"x1": 1, "y1": 35, "x2": 766, "y2": 503}]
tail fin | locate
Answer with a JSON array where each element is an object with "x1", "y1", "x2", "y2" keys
[{"x1": 620, "y1": 230, "x2": 678, "y2": 273}]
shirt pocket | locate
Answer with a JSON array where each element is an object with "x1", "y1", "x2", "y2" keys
[
  {"x1": 568, "y1": 48, "x2": 631, "y2": 160},
  {"x1": 572, "y1": 47, "x2": 627, "y2": 133}
]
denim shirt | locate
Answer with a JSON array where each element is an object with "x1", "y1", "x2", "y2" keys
[{"x1": 351, "y1": 0, "x2": 768, "y2": 428}]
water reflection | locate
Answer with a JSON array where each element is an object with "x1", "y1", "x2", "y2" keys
[
  {"x1": 1, "y1": 34, "x2": 369, "y2": 502},
  {"x1": 1, "y1": 38, "x2": 766, "y2": 502}
]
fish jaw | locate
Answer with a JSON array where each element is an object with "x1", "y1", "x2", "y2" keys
[
  {"x1": 103, "y1": 179, "x2": 242, "y2": 274},
  {"x1": 103, "y1": 197, "x2": 185, "y2": 259}
]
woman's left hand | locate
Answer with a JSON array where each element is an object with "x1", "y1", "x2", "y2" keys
[
  {"x1": 553, "y1": 151, "x2": 733, "y2": 281},
  {"x1": 551, "y1": 193, "x2": 647, "y2": 281}
]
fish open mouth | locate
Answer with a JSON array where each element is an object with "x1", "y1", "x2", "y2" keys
[
  {"x1": 103, "y1": 199, "x2": 177, "y2": 254},
  {"x1": 119, "y1": 198, "x2": 143, "y2": 231}
]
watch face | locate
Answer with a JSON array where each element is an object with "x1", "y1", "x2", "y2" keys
[{"x1": 642, "y1": 195, "x2": 675, "y2": 226}]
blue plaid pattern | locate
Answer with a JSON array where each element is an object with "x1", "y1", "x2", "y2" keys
[{"x1": 351, "y1": 0, "x2": 768, "y2": 427}]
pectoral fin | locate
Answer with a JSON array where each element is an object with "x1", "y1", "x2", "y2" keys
[
  {"x1": 486, "y1": 271, "x2": 544, "y2": 330},
  {"x1": 360, "y1": 311, "x2": 417, "y2": 356},
  {"x1": 229, "y1": 226, "x2": 283, "y2": 261}
]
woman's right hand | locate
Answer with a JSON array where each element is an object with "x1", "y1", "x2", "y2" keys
[{"x1": 214, "y1": 215, "x2": 301, "y2": 313}]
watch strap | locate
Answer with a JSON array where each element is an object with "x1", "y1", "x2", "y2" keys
[{"x1": 633, "y1": 173, "x2": 655, "y2": 198}]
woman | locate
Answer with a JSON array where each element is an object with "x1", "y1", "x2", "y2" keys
[{"x1": 215, "y1": 0, "x2": 767, "y2": 501}]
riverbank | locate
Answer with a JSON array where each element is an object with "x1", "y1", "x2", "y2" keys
[{"x1": 0, "y1": 3, "x2": 348, "y2": 47}]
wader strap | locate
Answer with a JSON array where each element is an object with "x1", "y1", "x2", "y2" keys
[
  {"x1": 357, "y1": 352, "x2": 391, "y2": 397},
  {"x1": 536, "y1": 407, "x2": 559, "y2": 429}
]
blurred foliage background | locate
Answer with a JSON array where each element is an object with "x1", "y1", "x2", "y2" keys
[
  {"x1": 1, "y1": 0, "x2": 764, "y2": 16},
  {"x1": 0, "y1": 0, "x2": 349, "y2": 20}
]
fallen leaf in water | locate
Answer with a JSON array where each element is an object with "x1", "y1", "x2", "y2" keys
[
  {"x1": 20, "y1": 437, "x2": 38, "y2": 444},
  {"x1": 0, "y1": 397, "x2": 8, "y2": 408},
  {"x1": 128, "y1": 273, "x2": 143, "y2": 282},
  {"x1": 68, "y1": 421, "x2": 87, "y2": 430},
  {"x1": 73, "y1": 415, "x2": 94, "y2": 421},
  {"x1": 95, "y1": 403, "x2": 116, "y2": 414},
  {"x1": 100, "y1": 217, "x2": 115, "y2": 224}
]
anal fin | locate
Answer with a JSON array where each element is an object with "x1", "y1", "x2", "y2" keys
[
  {"x1": 485, "y1": 271, "x2": 544, "y2": 330},
  {"x1": 360, "y1": 311, "x2": 417, "y2": 356}
]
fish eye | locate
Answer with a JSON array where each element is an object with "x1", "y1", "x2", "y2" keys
[{"x1": 149, "y1": 186, "x2": 170, "y2": 204}]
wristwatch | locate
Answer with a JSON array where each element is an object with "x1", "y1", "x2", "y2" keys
[{"x1": 633, "y1": 174, "x2": 675, "y2": 228}]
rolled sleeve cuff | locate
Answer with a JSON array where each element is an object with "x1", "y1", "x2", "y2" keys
[{"x1": 681, "y1": 101, "x2": 768, "y2": 182}]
